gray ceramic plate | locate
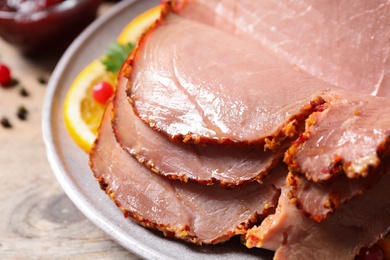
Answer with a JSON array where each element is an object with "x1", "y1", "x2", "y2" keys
[{"x1": 42, "y1": 0, "x2": 273, "y2": 259}]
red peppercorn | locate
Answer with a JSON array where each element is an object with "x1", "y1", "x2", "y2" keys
[
  {"x1": 0, "y1": 64, "x2": 11, "y2": 86},
  {"x1": 92, "y1": 81, "x2": 114, "y2": 105}
]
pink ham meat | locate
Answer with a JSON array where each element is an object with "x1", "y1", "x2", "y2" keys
[
  {"x1": 88, "y1": 2, "x2": 390, "y2": 258},
  {"x1": 170, "y1": 0, "x2": 390, "y2": 183},
  {"x1": 126, "y1": 11, "x2": 330, "y2": 146},
  {"x1": 174, "y1": 0, "x2": 390, "y2": 97},
  {"x1": 245, "y1": 178, "x2": 390, "y2": 260},
  {"x1": 113, "y1": 70, "x2": 286, "y2": 186},
  {"x1": 90, "y1": 102, "x2": 282, "y2": 245},
  {"x1": 287, "y1": 157, "x2": 390, "y2": 222},
  {"x1": 127, "y1": 6, "x2": 390, "y2": 184},
  {"x1": 285, "y1": 89, "x2": 390, "y2": 181}
]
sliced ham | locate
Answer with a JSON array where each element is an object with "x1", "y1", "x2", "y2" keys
[
  {"x1": 127, "y1": 6, "x2": 390, "y2": 184},
  {"x1": 281, "y1": 89, "x2": 390, "y2": 219},
  {"x1": 88, "y1": 1, "x2": 390, "y2": 258},
  {"x1": 126, "y1": 11, "x2": 329, "y2": 146},
  {"x1": 245, "y1": 178, "x2": 390, "y2": 259},
  {"x1": 281, "y1": 91, "x2": 390, "y2": 219},
  {"x1": 113, "y1": 71, "x2": 286, "y2": 186},
  {"x1": 174, "y1": 0, "x2": 390, "y2": 97},
  {"x1": 287, "y1": 164, "x2": 389, "y2": 222},
  {"x1": 285, "y1": 89, "x2": 390, "y2": 182},
  {"x1": 90, "y1": 102, "x2": 282, "y2": 244},
  {"x1": 167, "y1": 0, "x2": 390, "y2": 182}
]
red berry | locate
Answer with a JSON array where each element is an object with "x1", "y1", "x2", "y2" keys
[
  {"x1": 92, "y1": 81, "x2": 114, "y2": 105},
  {"x1": 0, "y1": 64, "x2": 11, "y2": 86},
  {"x1": 357, "y1": 244, "x2": 384, "y2": 260}
]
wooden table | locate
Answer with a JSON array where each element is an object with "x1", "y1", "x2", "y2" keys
[{"x1": 0, "y1": 3, "x2": 140, "y2": 259}]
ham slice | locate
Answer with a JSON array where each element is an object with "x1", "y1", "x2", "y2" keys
[
  {"x1": 287, "y1": 159, "x2": 390, "y2": 222},
  {"x1": 90, "y1": 102, "x2": 282, "y2": 244},
  {"x1": 127, "y1": 6, "x2": 390, "y2": 184},
  {"x1": 113, "y1": 72, "x2": 286, "y2": 186},
  {"x1": 245, "y1": 178, "x2": 390, "y2": 259},
  {"x1": 126, "y1": 12, "x2": 329, "y2": 146},
  {"x1": 285, "y1": 89, "x2": 390, "y2": 182},
  {"x1": 281, "y1": 90, "x2": 390, "y2": 221},
  {"x1": 174, "y1": 0, "x2": 390, "y2": 97}
]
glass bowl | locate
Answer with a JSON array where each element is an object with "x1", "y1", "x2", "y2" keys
[{"x1": 0, "y1": 0, "x2": 102, "y2": 55}]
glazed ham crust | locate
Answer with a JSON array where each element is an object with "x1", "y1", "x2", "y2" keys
[
  {"x1": 287, "y1": 155, "x2": 390, "y2": 222},
  {"x1": 285, "y1": 89, "x2": 390, "y2": 182},
  {"x1": 90, "y1": 101, "x2": 282, "y2": 245},
  {"x1": 126, "y1": 4, "x2": 390, "y2": 186},
  {"x1": 113, "y1": 73, "x2": 286, "y2": 187},
  {"x1": 126, "y1": 10, "x2": 329, "y2": 147},
  {"x1": 245, "y1": 178, "x2": 390, "y2": 260}
]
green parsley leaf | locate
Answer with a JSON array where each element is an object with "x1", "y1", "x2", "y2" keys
[{"x1": 101, "y1": 42, "x2": 135, "y2": 73}]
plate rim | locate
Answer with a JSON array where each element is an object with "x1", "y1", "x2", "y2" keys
[{"x1": 42, "y1": 1, "x2": 169, "y2": 259}]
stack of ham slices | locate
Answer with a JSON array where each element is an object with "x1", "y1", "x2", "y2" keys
[{"x1": 89, "y1": 1, "x2": 390, "y2": 259}]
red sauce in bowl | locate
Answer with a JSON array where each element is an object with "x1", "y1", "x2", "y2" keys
[
  {"x1": 0, "y1": 0, "x2": 65, "y2": 12},
  {"x1": 0, "y1": 0, "x2": 102, "y2": 55}
]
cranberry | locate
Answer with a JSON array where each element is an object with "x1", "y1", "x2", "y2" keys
[
  {"x1": 0, "y1": 64, "x2": 11, "y2": 86},
  {"x1": 92, "y1": 81, "x2": 114, "y2": 105},
  {"x1": 357, "y1": 244, "x2": 384, "y2": 260}
]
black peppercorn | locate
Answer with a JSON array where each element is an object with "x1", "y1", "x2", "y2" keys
[
  {"x1": 1, "y1": 117, "x2": 12, "y2": 128},
  {"x1": 19, "y1": 87, "x2": 29, "y2": 97},
  {"x1": 37, "y1": 75, "x2": 48, "y2": 85},
  {"x1": 17, "y1": 106, "x2": 28, "y2": 120}
]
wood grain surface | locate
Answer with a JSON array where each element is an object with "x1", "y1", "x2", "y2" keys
[{"x1": 0, "y1": 3, "x2": 141, "y2": 259}]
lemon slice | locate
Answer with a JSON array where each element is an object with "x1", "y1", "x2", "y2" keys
[
  {"x1": 63, "y1": 5, "x2": 162, "y2": 152},
  {"x1": 63, "y1": 60, "x2": 116, "y2": 152},
  {"x1": 118, "y1": 5, "x2": 162, "y2": 44}
]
